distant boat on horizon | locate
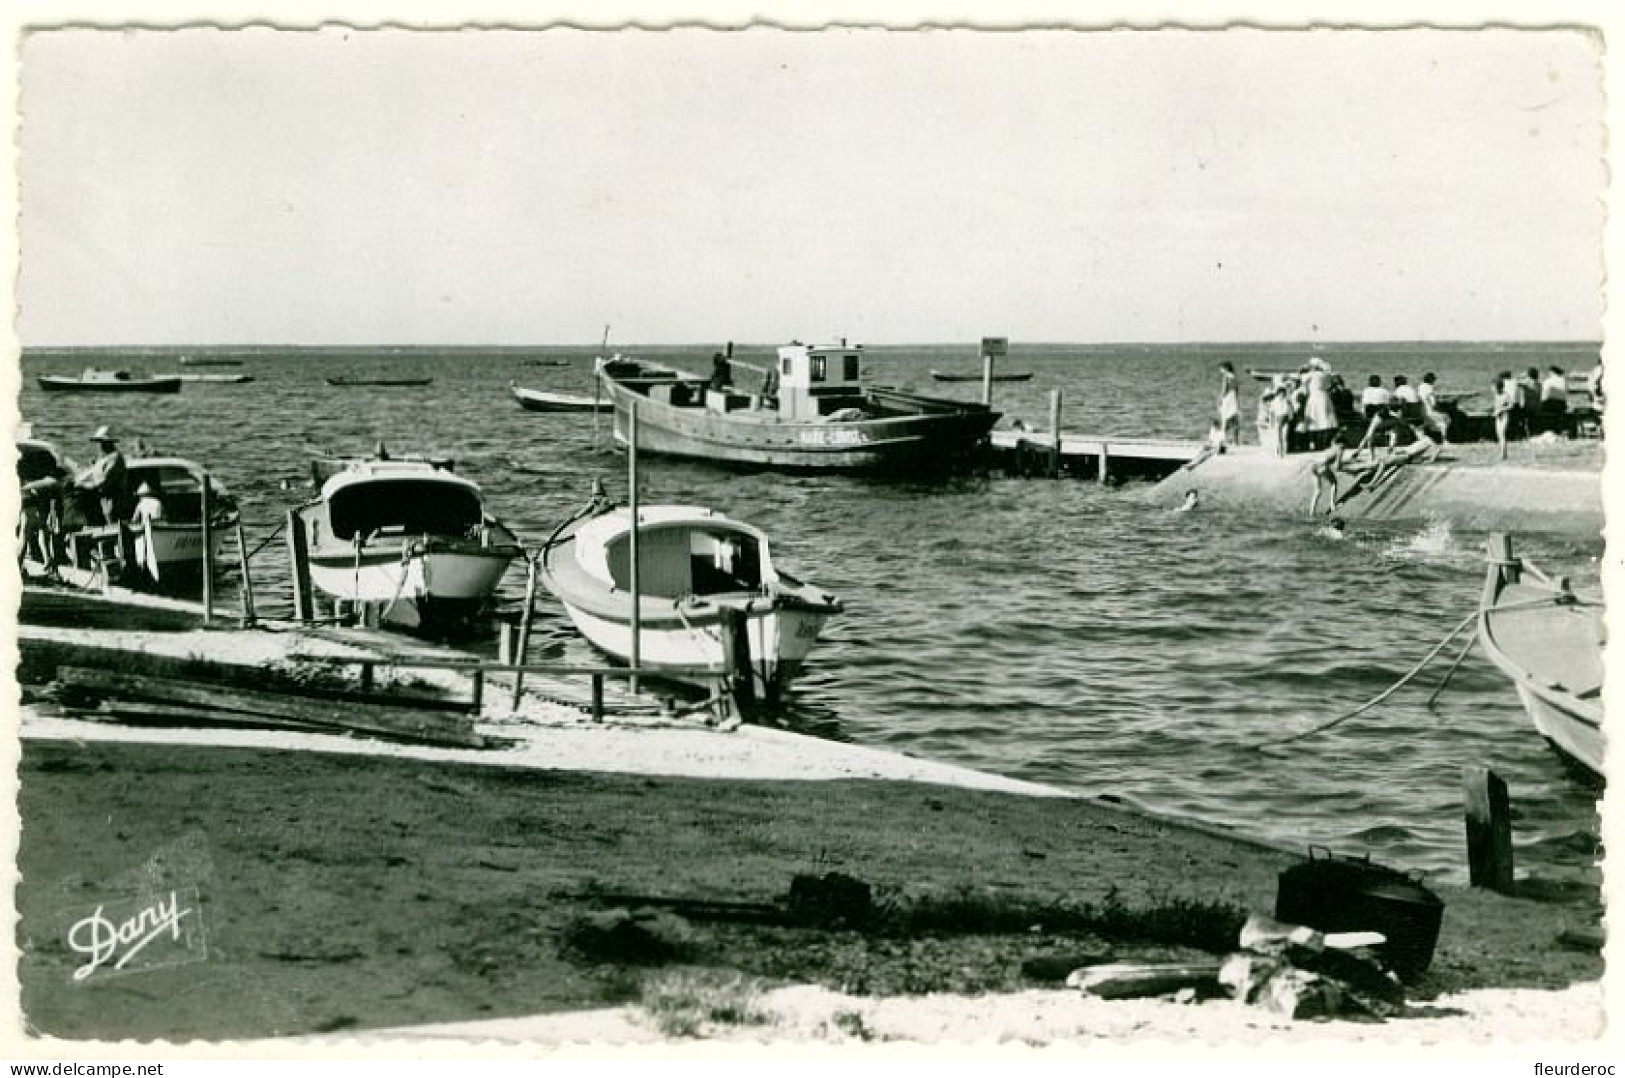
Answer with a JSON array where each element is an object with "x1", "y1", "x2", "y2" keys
[{"x1": 324, "y1": 376, "x2": 434, "y2": 388}]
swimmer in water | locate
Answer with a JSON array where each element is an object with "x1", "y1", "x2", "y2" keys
[
  {"x1": 1173, "y1": 489, "x2": 1199, "y2": 513},
  {"x1": 1315, "y1": 516, "x2": 1348, "y2": 540}
]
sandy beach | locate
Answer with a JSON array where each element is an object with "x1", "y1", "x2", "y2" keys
[{"x1": 14, "y1": 734, "x2": 1603, "y2": 1046}]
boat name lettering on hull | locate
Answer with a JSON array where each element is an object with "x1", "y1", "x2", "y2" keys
[{"x1": 797, "y1": 428, "x2": 869, "y2": 447}]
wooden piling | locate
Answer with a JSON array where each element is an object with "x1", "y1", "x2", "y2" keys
[
  {"x1": 1488, "y1": 533, "x2": 1519, "y2": 583},
  {"x1": 497, "y1": 621, "x2": 517, "y2": 665},
  {"x1": 628, "y1": 400, "x2": 642, "y2": 694},
  {"x1": 590, "y1": 674, "x2": 604, "y2": 721},
  {"x1": 718, "y1": 606, "x2": 756, "y2": 713},
  {"x1": 510, "y1": 555, "x2": 540, "y2": 710},
  {"x1": 200, "y1": 474, "x2": 215, "y2": 626},
  {"x1": 981, "y1": 353, "x2": 994, "y2": 407},
  {"x1": 115, "y1": 522, "x2": 136, "y2": 585},
  {"x1": 286, "y1": 509, "x2": 314, "y2": 623},
  {"x1": 1047, "y1": 389, "x2": 1063, "y2": 479},
  {"x1": 1463, "y1": 765, "x2": 1516, "y2": 895},
  {"x1": 235, "y1": 518, "x2": 257, "y2": 627},
  {"x1": 1098, "y1": 441, "x2": 1111, "y2": 484}
]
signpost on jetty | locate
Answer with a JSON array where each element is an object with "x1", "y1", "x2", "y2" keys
[{"x1": 980, "y1": 336, "x2": 1007, "y2": 406}]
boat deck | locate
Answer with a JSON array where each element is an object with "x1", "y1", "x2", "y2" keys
[{"x1": 1486, "y1": 577, "x2": 1605, "y2": 700}]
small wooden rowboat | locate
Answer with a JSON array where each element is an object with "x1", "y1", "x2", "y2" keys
[
  {"x1": 510, "y1": 381, "x2": 611, "y2": 413},
  {"x1": 1477, "y1": 534, "x2": 1604, "y2": 782},
  {"x1": 929, "y1": 369, "x2": 1034, "y2": 383},
  {"x1": 38, "y1": 370, "x2": 182, "y2": 394},
  {"x1": 179, "y1": 356, "x2": 244, "y2": 367},
  {"x1": 541, "y1": 503, "x2": 840, "y2": 698},
  {"x1": 163, "y1": 373, "x2": 256, "y2": 384},
  {"x1": 325, "y1": 376, "x2": 434, "y2": 387}
]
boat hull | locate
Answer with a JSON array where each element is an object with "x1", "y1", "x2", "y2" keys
[
  {"x1": 557, "y1": 596, "x2": 830, "y2": 696},
  {"x1": 38, "y1": 375, "x2": 182, "y2": 393},
  {"x1": 1477, "y1": 542, "x2": 1605, "y2": 781},
  {"x1": 602, "y1": 382, "x2": 997, "y2": 473},
  {"x1": 511, "y1": 384, "x2": 611, "y2": 413}
]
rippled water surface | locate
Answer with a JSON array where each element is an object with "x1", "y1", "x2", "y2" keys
[{"x1": 19, "y1": 341, "x2": 1605, "y2": 885}]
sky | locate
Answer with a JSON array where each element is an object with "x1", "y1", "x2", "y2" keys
[{"x1": 16, "y1": 26, "x2": 1607, "y2": 346}]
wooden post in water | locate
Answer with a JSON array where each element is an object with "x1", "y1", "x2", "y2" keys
[
  {"x1": 1463, "y1": 765, "x2": 1516, "y2": 895},
  {"x1": 286, "y1": 509, "x2": 314, "y2": 623},
  {"x1": 718, "y1": 606, "x2": 756, "y2": 714},
  {"x1": 1488, "y1": 533, "x2": 1519, "y2": 583},
  {"x1": 1048, "y1": 389, "x2": 1063, "y2": 479},
  {"x1": 116, "y1": 522, "x2": 136, "y2": 586},
  {"x1": 590, "y1": 674, "x2": 604, "y2": 721},
  {"x1": 235, "y1": 518, "x2": 257, "y2": 627},
  {"x1": 510, "y1": 555, "x2": 540, "y2": 710},
  {"x1": 628, "y1": 400, "x2": 642, "y2": 694},
  {"x1": 1098, "y1": 441, "x2": 1111, "y2": 484},
  {"x1": 200, "y1": 475, "x2": 215, "y2": 626}
]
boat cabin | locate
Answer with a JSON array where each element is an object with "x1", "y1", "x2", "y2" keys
[
  {"x1": 773, "y1": 342, "x2": 866, "y2": 421},
  {"x1": 316, "y1": 461, "x2": 484, "y2": 542},
  {"x1": 124, "y1": 458, "x2": 233, "y2": 525},
  {"x1": 595, "y1": 512, "x2": 765, "y2": 598}
]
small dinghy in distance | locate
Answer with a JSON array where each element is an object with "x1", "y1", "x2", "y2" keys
[
  {"x1": 929, "y1": 369, "x2": 1033, "y2": 383},
  {"x1": 1477, "y1": 534, "x2": 1604, "y2": 782},
  {"x1": 510, "y1": 381, "x2": 611, "y2": 413},
  {"x1": 325, "y1": 376, "x2": 434, "y2": 387},
  {"x1": 540, "y1": 502, "x2": 841, "y2": 698}
]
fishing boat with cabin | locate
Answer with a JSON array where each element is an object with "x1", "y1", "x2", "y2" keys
[
  {"x1": 38, "y1": 369, "x2": 182, "y2": 394},
  {"x1": 596, "y1": 341, "x2": 999, "y2": 472},
  {"x1": 540, "y1": 501, "x2": 841, "y2": 699},
  {"x1": 291, "y1": 456, "x2": 522, "y2": 632},
  {"x1": 1477, "y1": 534, "x2": 1604, "y2": 782}
]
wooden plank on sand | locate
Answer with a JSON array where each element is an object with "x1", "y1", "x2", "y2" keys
[{"x1": 55, "y1": 666, "x2": 487, "y2": 749}]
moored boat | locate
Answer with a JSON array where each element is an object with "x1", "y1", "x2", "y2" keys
[
  {"x1": 117, "y1": 458, "x2": 239, "y2": 590},
  {"x1": 166, "y1": 372, "x2": 256, "y2": 384},
  {"x1": 325, "y1": 376, "x2": 434, "y2": 387},
  {"x1": 179, "y1": 356, "x2": 245, "y2": 367},
  {"x1": 292, "y1": 456, "x2": 521, "y2": 632},
  {"x1": 38, "y1": 369, "x2": 182, "y2": 394},
  {"x1": 510, "y1": 381, "x2": 611, "y2": 413},
  {"x1": 596, "y1": 342, "x2": 999, "y2": 473},
  {"x1": 540, "y1": 501, "x2": 841, "y2": 698},
  {"x1": 1477, "y1": 534, "x2": 1604, "y2": 782},
  {"x1": 930, "y1": 369, "x2": 1033, "y2": 383}
]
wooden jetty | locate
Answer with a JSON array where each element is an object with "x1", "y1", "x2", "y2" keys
[{"x1": 986, "y1": 429, "x2": 1200, "y2": 482}]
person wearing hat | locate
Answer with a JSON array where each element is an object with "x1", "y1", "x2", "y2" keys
[
  {"x1": 131, "y1": 478, "x2": 165, "y2": 525},
  {"x1": 1301, "y1": 357, "x2": 1338, "y2": 452},
  {"x1": 74, "y1": 426, "x2": 128, "y2": 525}
]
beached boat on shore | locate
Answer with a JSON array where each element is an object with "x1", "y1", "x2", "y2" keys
[
  {"x1": 596, "y1": 342, "x2": 999, "y2": 472},
  {"x1": 292, "y1": 457, "x2": 521, "y2": 632},
  {"x1": 38, "y1": 370, "x2": 182, "y2": 394},
  {"x1": 510, "y1": 381, "x2": 610, "y2": 413},
  {"x1": 540, "y1": 503, "x2": 841, "y2": 698},
  {"x1": 1477, "y1": 535, "x2": 1604, "y2": 781}
]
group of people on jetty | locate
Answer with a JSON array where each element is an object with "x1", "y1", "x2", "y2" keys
[
  {"x1": 17, "y1": 426, "x2": 164, "y2": 577},
  {"x1": 1195, "y1": 353, "x2": 1605, "y2": 519}
]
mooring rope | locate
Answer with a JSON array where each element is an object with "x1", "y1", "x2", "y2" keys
[
  {"x1": 241, "y1": 519, "x2": 287, "y2": 563},
  {"x1": 1249, "y1": 592, "x2": 1573, "y2": 752}
]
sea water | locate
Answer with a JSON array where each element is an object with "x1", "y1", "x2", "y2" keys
[{"x1": 17, "y1": 340, "x2": 1605, "y2": 886}]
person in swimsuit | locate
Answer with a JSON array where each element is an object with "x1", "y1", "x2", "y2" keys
[
  {"x1": 1492, "y1": 371, "x2": 1516, "y2": 461},
  {"x1": 1308, "y1": 432, "x2": 1346, "y2": 516}
]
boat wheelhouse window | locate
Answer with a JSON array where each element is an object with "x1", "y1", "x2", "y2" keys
[
  {"x1": 810, "y1": 356, "x2": 826, "y2": 382},
  {"x1": 328, "y1": 480, "x2": 482, "y2": 540},
  {"x1": 781, "y1": 357, "x2": 792, "y2": 374},
  {"x1": 843, "y1": 354, "x2": 860, "y2": 380}
]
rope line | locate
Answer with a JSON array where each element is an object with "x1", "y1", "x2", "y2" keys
[{"x1": 1249, "y1": 592, "x2": 1573, "y2": 752}]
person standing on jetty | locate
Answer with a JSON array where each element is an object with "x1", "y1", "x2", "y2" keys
[
  {"x1": 1216, "y1": 361, "x2": 1240, "y2": 446},
  {"x1": 1539, "y1": 365, "x2": 1570, "y2": 434},
  {"x1": 1302, "y1": 357, "x2": 1338, "y2": 451},
  {"x1": 73, "y1": 426, "x2": 127, "y2": 526},
  {"x1": 1515, "y1": 367, "x2": 1540, "y2": 437},
  {"x1": 1417, "y1": 372, "x2": 1451, "y2": 443},
  {"x1": 1493, "y1": 371, "x2": 1516, "y2": 461},
  {"x1": 1359, "y1": 374, "x2": 1390, "y2": 419}
]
